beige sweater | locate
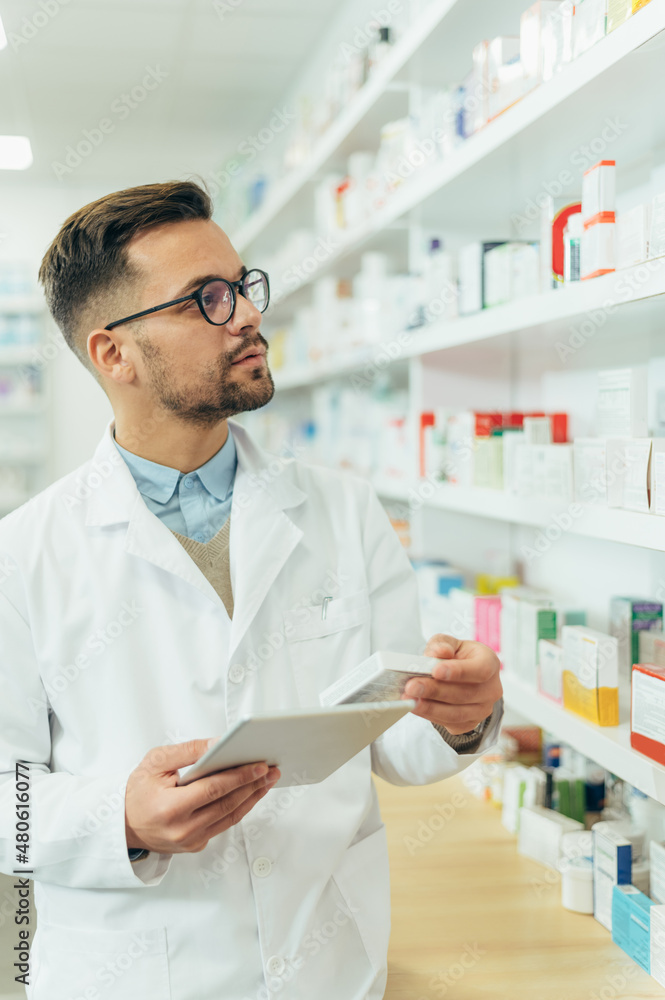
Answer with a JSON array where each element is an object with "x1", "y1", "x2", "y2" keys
[{"x1": 171, "y1": 513, "x2": 234, "y2": 619}]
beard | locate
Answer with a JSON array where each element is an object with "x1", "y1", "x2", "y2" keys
[{"x1": 134, "y1": 331, "x2": 275, "y2": 428}]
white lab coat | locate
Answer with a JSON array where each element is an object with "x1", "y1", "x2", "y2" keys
[{"x1": 0, "y1": 417, "x2": 502, "y2": 1000}]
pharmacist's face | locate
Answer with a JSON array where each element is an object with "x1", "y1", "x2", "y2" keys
[{"x1": 123, "y1": 218, "x2": 274, "y2": 426}]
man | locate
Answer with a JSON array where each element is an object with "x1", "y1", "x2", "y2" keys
[{"x1": 0, "y1": 180, "x2": 503, "y2": 1000}]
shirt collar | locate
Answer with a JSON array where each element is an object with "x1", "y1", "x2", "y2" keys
[{"x1": 113, "y1": 426, "x2": 237, "y2": 505}]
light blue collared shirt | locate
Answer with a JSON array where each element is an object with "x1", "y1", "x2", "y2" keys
[{"x1": 113, "y1": 427, "x2": 237, "y2": 543}]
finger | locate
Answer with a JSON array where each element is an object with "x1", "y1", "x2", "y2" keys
[
  {"x1": 176, "y1": 785, "x2": 274, "y2": 853},
  {"x1": 423, "y1": 637, "x2": 459, "y2": 660},
  {"x1": 408, "y1": 697, "x2": 495, "y2": 732},
  {"x1": 137, "y1": 738, "x2": 221, "y2": 777},
  {"x1": 428, "y1": 649, "x2": 499, "y2": 685},
  {"x1": 201, "y1": 783, "x2": 275, "y2": 842},
  {"x1": 176, "y1": 760, "x2": 274, "y2": 812},
  {"x1": 402, "y1": 676, "x2": 502, "y2": 704},
  {"x1": 190, "y1": 768, "x2": 280, "y2": 830},
  {"x1": 402, "y1": 677, "x2": 475, "y2": 703}
]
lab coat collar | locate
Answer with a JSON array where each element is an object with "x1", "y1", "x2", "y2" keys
[
  {"x1": 85, "y1": 417, "x2": 306, "y2": 527},
  {"x1": 84, "y1": 417, "x2": 307, "y2": 653}
]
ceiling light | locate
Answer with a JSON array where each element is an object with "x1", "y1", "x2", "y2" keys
[{"x1": 0, "y1": 136, "x2": 33, "y2": 170}]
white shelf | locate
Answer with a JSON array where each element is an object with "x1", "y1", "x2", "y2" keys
[
  {"x1": 231, "y1": 0, "x2": 461, "y2": 252},
  {"x1": 0, "y1": 296, "x2": 44, "y2": 314},
  {"x1": 0, "y1": 451, "x2": 46, "y2": 465},
  {"x1": 271, "y1": 257, "x2": 665, "y2": 389},
  {"x1": 0, "y1": 345, "x2": 42, "y2": 366},
  {"x1": 407, "y1": 260, "x2": 665, "y2": 357},
  {"x1": 369, "y1": 476, "x2": 413, "y2": 502},
  {"x1": 0, "y1": 399, "x2": 46, "y2": 416},
  {"x1": 264, "y1": 2, "x2": 665, "y2": 306},
  {"x1": 501, "y1": 672, "x2": 665, "y2": 805},
  {"x1": 273, "y1": 346, "x2": 403, "y2": 390},
  {"x1": 372, "y1": 480, "x2": 665, "y2": 551}
]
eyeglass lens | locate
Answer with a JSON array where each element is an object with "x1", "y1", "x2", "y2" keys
[
  {"x1": 242, "y1": 270, "x2": 269, "y2": 312},
  {"x1": 200, "y1": 281, "x2": 234, "y2": 324},
  {"x1": 200, "y1": 270, "x2": 269, "y2": 324}
]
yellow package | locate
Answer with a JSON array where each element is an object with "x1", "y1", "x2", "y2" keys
[
  {"x1": 476, "y1": 574, "x2": 520, "y2": 595},
  {"x1": 562, "y1": 626, "x2": 619, "y2": 726}
]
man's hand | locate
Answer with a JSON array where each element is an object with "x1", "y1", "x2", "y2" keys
[
  {"x1": 401, "y1": 634, "x2": 502, "y2": 735},
  {"x1": 125, "y1": 739, "x2": 281, "y2": 855}
]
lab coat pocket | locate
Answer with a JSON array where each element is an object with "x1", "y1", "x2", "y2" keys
[
  {"x1": 331, "y1": 824, "x2": 391, "y2": 975},
  {"x1": 30, "y1": 922, "x2": 170, "y2": 1000},
  {"x1": 282, "y1": 589, "x2": 371, "y2": 706}
]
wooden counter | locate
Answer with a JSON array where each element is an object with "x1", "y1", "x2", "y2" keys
[{"x1": 377, "y1": 772, "x2": 665, "y2": 999}]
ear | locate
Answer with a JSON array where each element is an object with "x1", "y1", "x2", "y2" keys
[{"x1": 87, "y1": 328, "x2": 135, "y2": 383}]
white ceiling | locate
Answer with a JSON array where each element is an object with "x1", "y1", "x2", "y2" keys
[{"x1": 0, "y1": 0, "x2": 339, "y2": 188}]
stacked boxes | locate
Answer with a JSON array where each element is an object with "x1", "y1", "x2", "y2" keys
[
  {"x1": 593, "y1": 821, "x2": 632, "y2": 930},
  {"x1": 500, "y1": 588, "x2": 554, "y2": 680},
  {"x1": 581, "y1": 161, "x2": 616, "y2": 280},
  {"x1": 611, "y1": 885, "x2": 654, "y2": 973},
  {"x1": 561, "y1": 626, "x2": 619, "y2": 726},
  {"x1": 638, "y1": 631, "x2": 665, "y2": 667},
  {"x1": 538, "y1": 638, "x2": 564, "y2": 703},
  {"x1": 573, "y1": 0, "x2": 607, "y2": 57},
  {"x1": 631, "y1": 663, "x2": 665, "y2": 766},
  {"x1": 521, "y1": 1, "x2": 563, "y2": 89},
  {"x1": 610, "y1": 597, "x2": 663, "y2": 683},
  {"x1": 475, "y1": 595, "x2": 503, "y2": 653},
  {"x1": 650, "y1": 905, "x2": 665, "y2": 988}
]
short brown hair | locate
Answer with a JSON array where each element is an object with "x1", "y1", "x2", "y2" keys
[{"x1": 38, "y1": 179, "x2": 213, "y2": 377}]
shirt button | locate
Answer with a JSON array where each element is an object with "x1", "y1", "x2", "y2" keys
[
  {"x1": 252, "y1": 856, "x2": 272, "y2": 878},
  {"x1": 184, "y1": 477, "x2": 194, "y2": 488},
  {"x1": 195, "y1": 533, "x2": 205, "y2": 543},
  {"x1": 229, "y1": 664, "x2": 245, "y2": 683},
  {"x1": 266, "y1": 955, "x2": 285, "y2": 976}
]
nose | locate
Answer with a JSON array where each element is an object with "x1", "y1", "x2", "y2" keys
[{"x1": 225, "y1": 290, "x2": 262, "y2": 336}]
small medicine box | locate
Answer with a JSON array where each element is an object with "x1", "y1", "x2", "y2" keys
[
  {"x1": 631, "y1": 662, "x2": 665, "y2": 765},
  {"x1": 611, "y1": 597, "x2": 663, "y2": 682},
  {"x1": 593, "y1": 821, "x2": 632, "y2": 931},
  {"x1": 561, "y1": 626, "x2": 619, "y2": 726},
  {"x1": 538, "y1": 638, "x2": 563, "y2": 704},
  {"x1": 611, "y1": 884, "x2": 654, "y2": 973},
  {"x1": 320, "y1": 650, "x2": 436, "y2": 707},
  {"x1": 650, "y1": 905, "x2": 665, "y2": 989}
]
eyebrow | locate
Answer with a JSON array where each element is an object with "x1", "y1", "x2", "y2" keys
[{"x1": 175, "y1": 265, "x2": 248, "y2": 298}]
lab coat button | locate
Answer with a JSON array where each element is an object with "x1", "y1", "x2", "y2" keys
[
  {"x1": 252, "y1": 856, "x2": 272, "y2": 878},
  {"x1": 229, "y1": 663, "x2": 245, "y2": 683},
  {"x1": 266, "y1": 955, "x2": 285, "y2": 976}
]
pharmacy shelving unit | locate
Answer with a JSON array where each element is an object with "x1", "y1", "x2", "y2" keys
[
  {"x1": 232, "y1": 0, "x2": 533, "y2": 256},
  {"x1": 272, "y1": 259, "x2": 665, "y2": 390},
  {"x1": 500, "y1": 673, "x2": 665, "y2": 805},
  {"x1": 368, "y1": 481, "x2": 665, "y2": 552},
  {"x1": 0, "y1": 297, "x2": 52, "y2": 517},
  {"x1": 230, "y1": 0, "x2": 665, "y2": 809},
  {"x1": 237, "y1": 0, "x2": 665, "y2": 311}
]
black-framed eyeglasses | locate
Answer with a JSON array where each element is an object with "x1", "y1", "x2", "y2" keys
[{"x1": 104, "y1": 268, "x2": 270, "y2": 330}]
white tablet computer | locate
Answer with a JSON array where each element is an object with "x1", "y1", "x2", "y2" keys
[{"x1": 176, "y1": 699, "x2": 416, "y2": 789}]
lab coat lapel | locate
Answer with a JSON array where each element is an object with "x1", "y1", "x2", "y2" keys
[
  {"x1": 122, "y1": 493, "x2": 225, "y2": 609},
  {"x1": 84, "y1": 419, "x2": 232, "y2": 610},
  {"x1": 225, "y1": 418, "x2": 306, "y2": 659},
  {"x1": 84, "y1": 418, "x2": 307, "y2": 635}
]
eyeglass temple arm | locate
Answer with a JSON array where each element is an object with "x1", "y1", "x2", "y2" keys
[{"x1": 105, "y1": 294, "x2": 194, "y2": 330}]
